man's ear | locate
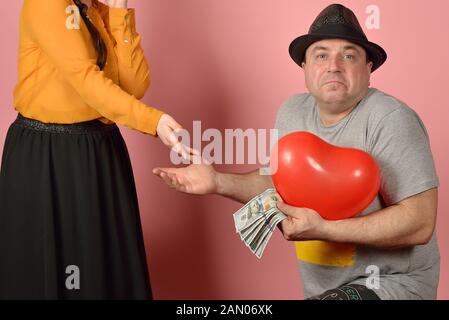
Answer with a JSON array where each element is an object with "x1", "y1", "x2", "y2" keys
[
  {"x1": 367, "y1": 62, "x2": 373, "y2": 86},
  {"x1": 301, "y1": 62, "x2": 305, "y2": 68}
]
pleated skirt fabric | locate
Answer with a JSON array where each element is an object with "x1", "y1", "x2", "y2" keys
[{"x1": 0, "y1": 113, "x2": 152, "y2": 299}]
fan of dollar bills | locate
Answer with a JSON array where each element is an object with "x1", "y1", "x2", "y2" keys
[{"x1": 233, "y1": 188, "x2": 287, "y2": 259}]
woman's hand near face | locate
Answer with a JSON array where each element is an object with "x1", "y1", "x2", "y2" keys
[{"x1": 100, "y1": 0, "x2": 128, "y2": 8}]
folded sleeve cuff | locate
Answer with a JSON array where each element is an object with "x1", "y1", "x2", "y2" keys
[
  {"x1": 109, "y1": 7, "x2": 136, "y2": 33},
  {"x1": 141, "y1": 107, "x2": 165, "y2": 136}
]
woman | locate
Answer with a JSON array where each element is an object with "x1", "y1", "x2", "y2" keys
[{"x1": 0, "y1": 0, "x2": 189, "y2": 299}]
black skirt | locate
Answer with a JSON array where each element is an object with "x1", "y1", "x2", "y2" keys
[{"x1": 0, "y1": 114, "x2": 152, "y2": 299}]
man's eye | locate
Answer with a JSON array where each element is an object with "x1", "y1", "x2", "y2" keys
[
  {"x1": 344, "y1": 55, "x2": 354, "y2": 60},
  {"x1": 316, "y1": 54, "x2": 326, "y2": 60}
]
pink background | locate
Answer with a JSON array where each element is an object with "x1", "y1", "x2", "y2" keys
[{"x1": 1, "y1": 0, "x2": 448, "y2": 299}]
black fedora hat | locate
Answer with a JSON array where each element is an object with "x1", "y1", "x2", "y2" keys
[{"x1": 289, "y1": 4, "x2": 387, "y2": 72}]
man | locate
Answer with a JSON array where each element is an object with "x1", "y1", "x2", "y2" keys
[{"x1": 153, "y1": 4, "x2": 439, "y2": 300}]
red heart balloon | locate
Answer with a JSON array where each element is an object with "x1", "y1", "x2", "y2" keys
[{"x1": 271, "y1": 132, "x2": 380, "y2": 220}]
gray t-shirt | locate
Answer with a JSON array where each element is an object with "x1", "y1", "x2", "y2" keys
[{"x1": 273, "y1": 87, "x2": 440, "y2": 299}]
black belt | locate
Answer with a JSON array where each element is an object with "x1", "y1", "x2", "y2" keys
[{"x1": 13, "y1": 113, "x2": 118, "y2": 134}]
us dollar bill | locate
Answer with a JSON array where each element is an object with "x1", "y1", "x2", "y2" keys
[
  {"x1": 232, "y1": 188, "x2": 280, "y2": 233},
  {"x1": 251, "y1": 211, "x2": 286, "y2": 255},
  {"x1": 233, "y1": 188, "x2": 287, "y2": 259}
]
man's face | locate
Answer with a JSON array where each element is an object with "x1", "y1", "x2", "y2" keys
[{"x1": 303, "y1": 39, "x2": 373, "y2": 108}]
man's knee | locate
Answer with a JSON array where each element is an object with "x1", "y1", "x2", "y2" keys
[{"x1": 306, "y1": 284, "x2": 380, "y2": 300}]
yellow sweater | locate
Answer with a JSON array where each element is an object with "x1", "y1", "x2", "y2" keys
[{"x1": 13, "y1": 0, "x2": 164, "y2": 136}]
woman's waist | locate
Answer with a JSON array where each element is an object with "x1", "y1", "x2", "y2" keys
[
  {"x1": 13, "y1": 113, "x2": 118, "y2": 134},
  {"x1": 14, "y1": 103, "x2": 115, "y2": 123}
]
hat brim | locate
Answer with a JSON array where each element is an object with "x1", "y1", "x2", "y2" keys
[{"x1": 289, "y1": 34, "x2": 387, "y2": 72}]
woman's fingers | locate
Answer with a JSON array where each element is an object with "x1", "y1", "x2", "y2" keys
[
  {"x1": 171, "y1": 142, "x2": 202, "y2": 162},
  {"x1": 157, "y1": 115, "x2": 203, "y2": 163},
  {"x1": 166, "y1": 117, "x2": 183, "y2": 146},
  {"x1": 157, "y1": 114, "x2": 183, "y2": 148},
  {"x1": 169, "y1": 117, "x2": 183, "y2": 132},
  {"x1": 189, "y1": 147, "x2": 200, "y2": 156}
]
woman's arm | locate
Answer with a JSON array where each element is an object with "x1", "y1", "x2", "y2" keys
[
  {"x1": 24, "y1": 0, "x2": 159, "y2": 135},
  {"x1": 23, "y1": 0, "x2": 193, "y2": 156},
  {"x1": 104, "y1": 0, "x2": 152, "y2": 99}
]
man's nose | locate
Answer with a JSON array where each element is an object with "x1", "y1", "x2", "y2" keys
[{"x1": 327, "y1": 55, "x2": 343, "y2": 72}]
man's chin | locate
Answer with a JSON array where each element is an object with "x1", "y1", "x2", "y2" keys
[{"x1": 320, "y1": 92, "x2": 347, "y2": 104}]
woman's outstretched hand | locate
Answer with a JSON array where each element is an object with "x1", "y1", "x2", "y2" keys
[{"x1": 156, "y1": 114, "x2": 197, "y2": 160}]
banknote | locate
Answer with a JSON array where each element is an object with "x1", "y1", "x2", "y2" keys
[
  {"x1": 233, "y1": 189, "x2": 287, "y2": 259},
  {"x1": 232, "y1": 188, "x2": 280, "y2": 233},
  {"x1": 251, "y1": 210, "x2": 285, "y2": 254},
  {"x1": 241, "y1": 207, "x2": 279, "y2": 244}
]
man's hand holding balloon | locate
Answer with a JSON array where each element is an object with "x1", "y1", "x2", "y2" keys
[{"x1": 276, "y1": 202, "x2": 326, "y2": 242}]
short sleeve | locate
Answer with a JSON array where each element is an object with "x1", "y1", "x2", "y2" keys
[{"x1": 368, "y1": 107, "x2": 439, "y2": 205}]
